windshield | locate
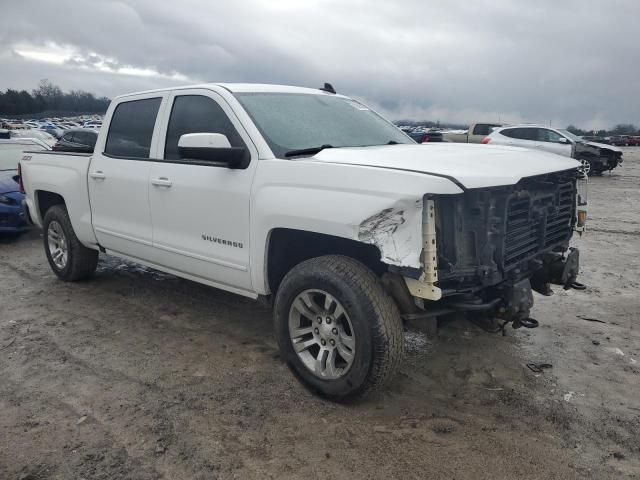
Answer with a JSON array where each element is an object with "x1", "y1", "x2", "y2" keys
[
  {"x1": 234, "y1": 92, "x2": 412, "y2": 158},
  {"x1": 557, "y1": 129, "x2": 582, "y2": 142}
]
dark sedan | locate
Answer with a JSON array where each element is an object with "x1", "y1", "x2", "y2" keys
[
  {"x1": 52, "y1": 128, "x2": 97, "y2": 153},
  {"x1": 405, "y1": 129, "x2": 443, "y2": 143}
]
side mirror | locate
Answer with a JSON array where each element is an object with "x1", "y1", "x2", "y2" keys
[
  {"x1": 558, "y1": 137, "x2": 569, "y2": 144},
  {"x1": 178, "y1": 133, "x2": 248, "y2": 168}
]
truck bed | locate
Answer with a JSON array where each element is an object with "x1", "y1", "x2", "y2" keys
[{"x1": 20, "y1": 150, "x2": 97, "y2": 245}]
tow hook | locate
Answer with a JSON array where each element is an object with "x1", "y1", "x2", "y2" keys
[
  {"x1": 513, "y1": 317, "x2": 539, "y2": 329},
  {"x1": 560, "y1": 248, "x2": 581, "y2": 290},
  {"x1": 467, "y1": 279, "x2": 538, "y2": 335},
  {"x1": 568, "y1": 281, "x2": 586, "y2": 290}
]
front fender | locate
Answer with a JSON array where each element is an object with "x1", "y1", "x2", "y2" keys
[{"x1": 249, "y1": 159, "x2": 462, "y2": 294}]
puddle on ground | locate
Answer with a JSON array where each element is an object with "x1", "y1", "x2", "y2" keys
[{"x1": 96, "y1": 258, "x2": 173, "y2": 281}]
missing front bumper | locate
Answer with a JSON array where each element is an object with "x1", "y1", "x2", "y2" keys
[{"x1": 531, "y1": 247, "x2": 582, "y2": 295}]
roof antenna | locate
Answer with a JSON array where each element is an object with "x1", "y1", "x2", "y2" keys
[{"x1": 319, "y1": 82, "x2": 336, "y2": 94}]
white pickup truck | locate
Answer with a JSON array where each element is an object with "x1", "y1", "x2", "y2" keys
[
  {"x1": 442, "y1": 122, "x2": 503, "y2": 143},
  {"x1": 19, "y1": 83, "x2": 587, "y2": 401}
]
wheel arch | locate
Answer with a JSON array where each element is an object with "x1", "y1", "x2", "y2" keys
[
  {"x1": 35, "y1": 190, "x2": 66, "y2": 222},
  {"x1": 34, "y1": 189, "x2": 98, "y2": 247},
  {"x1": 265, "y1": 228, "x2": 387, "y2": 295}
]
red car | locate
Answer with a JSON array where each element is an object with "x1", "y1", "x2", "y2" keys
[{"x1": 628, "y1": 136, "x2": 640, "y2": 146}]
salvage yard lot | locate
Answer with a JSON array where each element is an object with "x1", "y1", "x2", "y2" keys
[{"x1": 1, "y1": 150, "x2": 639, "y2": 480}]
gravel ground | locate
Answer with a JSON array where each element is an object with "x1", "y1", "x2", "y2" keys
[{"x1": 1, "y1": 148, "x2": 638, "y2": 480}]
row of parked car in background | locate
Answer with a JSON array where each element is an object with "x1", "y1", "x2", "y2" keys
[
  {"x1": 0, "y1": 115, "x2": 102, "y2": 140},
  {"x1": 400, "y1": 122, "x2": 627, "y2": 175},
  {"x1": 0, "y1": 120, "x2": 99, "y2": 234},
  {"x1": 0, "y1": 109, "x2": 635, "y2": 237},
  {"x1": 400, "y1": 125, "x2": 640, "y2": 146}
]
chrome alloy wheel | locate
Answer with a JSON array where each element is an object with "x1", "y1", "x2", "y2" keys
[
  {"x1": 579, "y1": 158, "x2": 591, "y2": 175},
  {"x1": 47, "y1": 220, "x2": 68, "y2": 269},
  {"x1": 288, "y1": 289, "x2": 356, "y2": 380}
]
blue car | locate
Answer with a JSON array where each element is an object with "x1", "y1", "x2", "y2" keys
[
  {"x1": 0, "y1": 137, "x2": 50, "y2": 234},
  {"x1": 0, "y1": 170, "x2": 29, "y2": 233}
]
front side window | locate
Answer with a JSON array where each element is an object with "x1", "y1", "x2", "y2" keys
[
  {"x1": 105, "y1": 97, "x2": 161, "y2": 158},
  {"x1": 164, "y1": 95, "x2": 247, "y2": 160},
  {"x1": 557, "y1": 129, "x2": 581, "y2": 142},
  {"x1": 538, "y1": 129, "x2": 565, "y2": 143},
  {"x1": 234, "y1": 92, "x2": 412, "y2": 158}
]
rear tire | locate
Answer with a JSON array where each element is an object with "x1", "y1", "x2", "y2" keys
[
  {"x1": 274, "y1": 255, "x2": 404, "y2": 402},
  {"x1": 43, "y1": 205, "x2": 98, "y2": 281}
]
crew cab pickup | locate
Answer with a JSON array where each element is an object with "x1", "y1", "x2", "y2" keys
[
  {"x1": 20, "y1": 83, "x2": 588, "y2": 400},
  {"x1": 442, "y1": 122, "x2": 503, "y2": 143}
]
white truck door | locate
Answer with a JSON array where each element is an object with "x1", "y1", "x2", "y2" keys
[
  {"x1": 535, "y1": 128, "x2": 573, "y2": 157},
  {"x1": 88, "y1": 93, "x2": 167, "y2": 260},
  {"x1": 148, "y1": 89, "x2": 257, "y2": 293}
]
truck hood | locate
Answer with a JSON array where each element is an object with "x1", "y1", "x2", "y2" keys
[
  {"x1": 312, "y1": 144, "x2": 581, "y2": 189},
  {"x1": 0, "y1": 169, "x2": 19, "y2": 194}
]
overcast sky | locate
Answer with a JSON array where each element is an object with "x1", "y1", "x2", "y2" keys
[{"x1": 1, "y1": 0, "x2": 638, "y2": 129}]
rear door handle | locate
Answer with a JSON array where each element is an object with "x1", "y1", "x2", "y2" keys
[
  {"x1": 151, "y1": 177, "x2": 172, "y2": 187},
  {"x1": 89, "y1": 171, "x2": 106, "y2": 180}
]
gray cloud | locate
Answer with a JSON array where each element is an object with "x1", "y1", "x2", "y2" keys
[{"x1": 1, "y1": 0, "x2": 638, "y2": 129}]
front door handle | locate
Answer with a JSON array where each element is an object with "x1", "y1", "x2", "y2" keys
[
  {"x1": 151, "y1": 177, "x2": 172, "y2": 187},
  {"x1": 89, "y1": 171, "x2": 106, "y2": 180}
]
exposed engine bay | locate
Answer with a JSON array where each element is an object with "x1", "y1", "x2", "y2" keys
[{"x1": 391, "y1": 168, "x2": 587, "y2": 332}]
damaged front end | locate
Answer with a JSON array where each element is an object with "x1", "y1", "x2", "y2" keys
[
  {"x1": 386, "y1": 168, "x2": 588, "y2": 331},
  {"x1": 575, "y1": 142, "x2": 623, "y2": 175}
]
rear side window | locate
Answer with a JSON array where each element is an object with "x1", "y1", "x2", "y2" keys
[
  {"x1": 501, "y1": 128, "x2": 537, "y2": 140},
  {"x1": 500, "y1": 128, "x2": 517, "y2": 138},
  {"x1": 86, "y1": 132, "x2": 98, "y2": 148},
  {"x1": 77, "y1": 131, "x2": 97, "y2": 147},
  {"x1": 105, "y1": 97, "x2": 161, "y2": 158},
  {"x1": 164, "y1": 95, "x2": 247, "y2": 160}
]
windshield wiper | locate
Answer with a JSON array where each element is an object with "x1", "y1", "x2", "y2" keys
[{"x1": 284, "y1": 144, "x2": 334, "y2": 157}]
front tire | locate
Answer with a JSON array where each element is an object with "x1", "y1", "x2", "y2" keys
[
  {"x1": 43, "y1": 205, "x2": 98, "y2": 281},
  {"x1": 274, "y1": 255, "x2": 404, "y2": 401}
]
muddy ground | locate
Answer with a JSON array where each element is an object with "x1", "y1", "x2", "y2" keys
[{"x1": 1, "y1": 149, "x2": 639, "y2": 480}]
